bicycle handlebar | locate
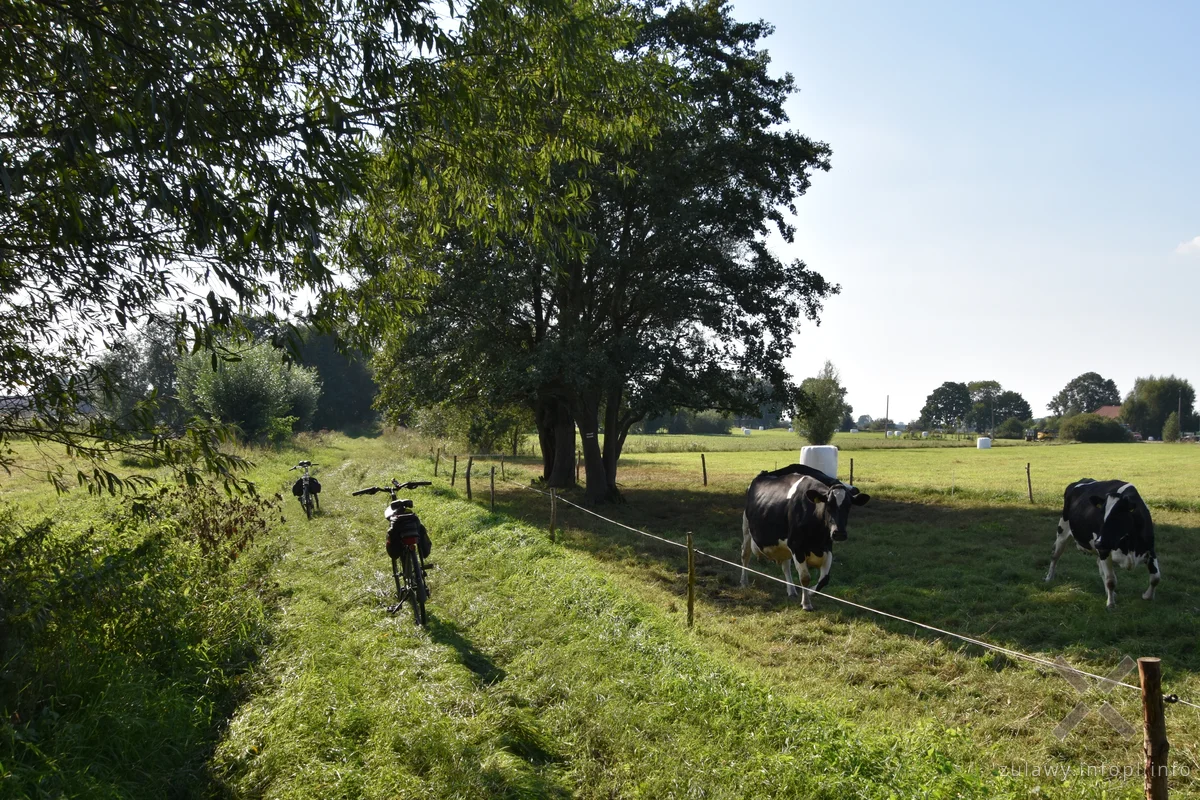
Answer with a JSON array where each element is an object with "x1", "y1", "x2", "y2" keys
[
  {"x1": 351, "y1": 480, "x2": 431, "y2": 496},
  {"x1": 289, "y1": 462, "x2": 316, "y2": 470}
]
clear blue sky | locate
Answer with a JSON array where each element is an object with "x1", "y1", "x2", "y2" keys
[{"x1": 732, "y1": 0, "x2": 1200, "y2": 423}]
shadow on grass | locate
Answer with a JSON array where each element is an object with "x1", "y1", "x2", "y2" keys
[
  {"x1": 492, "y1": 483, "x2": 1200, "y2": 676},
  {"x1": 427, "y1": 617, "x2": 507, "y2": 686}
]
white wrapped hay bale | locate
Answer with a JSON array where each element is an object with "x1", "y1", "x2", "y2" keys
[
  {"x1": 977, "y1": 437, "x2": 992, "y2": 449},
  {"x1": 800, "y1": 445, "x2": 838, "y2": 479}
]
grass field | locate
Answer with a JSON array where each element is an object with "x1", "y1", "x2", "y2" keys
[
  {"x1": 472, "y1": 438, "x2": 1200, "y2": 797},
  {"x1": 5, "y1": 432, "x2": 1200, "y2": 797}
]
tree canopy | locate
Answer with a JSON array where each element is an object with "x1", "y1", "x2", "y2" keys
[
  {"x1": 919, "y1": 382, "x2": 971, "y2": 429},
  {"x1": 371, "y1": 0, "x2": 835, "y2": 501},
  {"x1": 1121, "y1": 375, "x2": 1196, "y2": 436},
  {"x1": 1, "y1": 0, "x2": 655, "y2": 490},
  {"x1": 1049, "y1": 372, "x2": 1120, "y2": 416}
]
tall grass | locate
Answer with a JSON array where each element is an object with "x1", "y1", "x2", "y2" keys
[{"x1": 0, "y1": 482, "x2": 280, "y2": 798}]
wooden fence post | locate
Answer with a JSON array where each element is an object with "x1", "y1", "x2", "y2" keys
[
  {"x1": 549, "y1": 489, "x2": 558, "y2": 543},
  {"x1": 466, "y1": 457, "x2": 473, "y2": 500},
  {"x1": 500, "y1": 456, "x2": 505, "y2": 480},
  {"x1": 490, "y1": 466, "x2": 496, "y2": 512},
  {"x1": 686, "y1": 530, "x2": 695, "y2": 628},
  {"x1": 451, "y1": 455, "x2": 458, "y2": 487},
  {"x1": 434, "y1": 448, "x2": 440, "y2": 477},
  {"x1": 701, "y1": 453, "x2": 707, "y2": 487},
  {"x1": 1026, "y1": 462, "x2": 1034, "y2": 503},
  {"x1": 849, "y1": 458, "x2": 854, "y2": 486},
  {"x1": 1139, "y1": 657, "x2": 1169, "y2": 800},
  {"x1": 575, "y1": 452, "x2": 581, "y2": 483}
]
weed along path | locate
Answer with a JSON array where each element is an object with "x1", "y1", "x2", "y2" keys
[{"x1": 210, "y1": 434, "x2": 1059, "y2": 798}]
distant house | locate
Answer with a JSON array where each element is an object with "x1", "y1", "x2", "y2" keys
[{"x1": 1094, "y1": 405, "x2": 1121, "y2": 419}]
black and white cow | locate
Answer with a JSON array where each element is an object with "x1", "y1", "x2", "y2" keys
[
  {"x1": 1044, "y1": 478, "x2": 1160, "y2": 609},
  {"x1": 740, "y1": 465, "x2": 870, "y2": 611}
]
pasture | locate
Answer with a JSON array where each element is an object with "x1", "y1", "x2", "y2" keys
[{"x1": 479, "y1": 438, "x2": 1200, "y2": 796}]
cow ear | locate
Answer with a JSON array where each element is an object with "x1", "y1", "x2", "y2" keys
[
  {"x1": 805, "y1": 488, "x2": 826, "y2": 504},
  {"x1": 1089, "y1": 495, "x2": 1106, "y2": 509},
  {"x1": 852, "y1": 492, "x2": 871, "y2": 506}
]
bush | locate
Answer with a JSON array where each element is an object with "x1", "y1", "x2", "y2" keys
[
  {"x1": 994, "y1": 417, "x2": 1026, "y2": 440},
  {"x1": 177, "y1": 340, "x2": 322, "y2": 441},
  {"x1": 691, "y1": 410, "x2": 732, "y2": 434},
  {"x1": 1163, "y1": 411, "x2": 1181, "y2": 442},
  {"x1": 1058, "y1": 413, "x2": 1133, "y2": 443}
]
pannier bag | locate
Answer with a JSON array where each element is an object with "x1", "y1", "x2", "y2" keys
[
  {"x1": 387, "y1": 512, "x2": 431, "y2": 560},
  {"x1": 291, "y1": 477, "x2": 322, "y2": 497}
]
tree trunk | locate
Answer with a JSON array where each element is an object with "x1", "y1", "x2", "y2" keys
[
  {"x1": 602, "y1": 387, "x2": 623, "y2": 489},
  {"x1": 535, "y1": 393, "x2": 577, "y2": 488},
  {"x1": 576, "y1": 391, "x2": 619, "y2": 503}
]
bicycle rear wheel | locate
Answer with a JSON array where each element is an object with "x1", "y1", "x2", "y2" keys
[
  {"x1": 303, "y1": 490, "x2": 313, "y2": 519},
  {"x1": 401, "y1": 548, "x2": 427, "y2": 626}
]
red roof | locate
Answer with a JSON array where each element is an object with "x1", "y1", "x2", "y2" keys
[{"x1": 1094, "y1": 405, "x2": 1121, "y2": 419}]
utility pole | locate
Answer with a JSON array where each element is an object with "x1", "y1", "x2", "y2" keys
[{"x1": 885, "y1": 395, "x2": 889, "y2": 437}]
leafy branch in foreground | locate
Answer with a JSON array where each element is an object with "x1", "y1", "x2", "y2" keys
[{"x1": 1, "y1": 0, "x2": 658, "y2": 491}]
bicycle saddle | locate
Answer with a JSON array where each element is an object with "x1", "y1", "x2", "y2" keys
[{"x1": 384, "y1": 499, "x2": 414, "y2": 519}]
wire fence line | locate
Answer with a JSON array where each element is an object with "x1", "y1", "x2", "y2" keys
[{"x1": 500, "y1": 477, "x2": 1200, "y2": 711}]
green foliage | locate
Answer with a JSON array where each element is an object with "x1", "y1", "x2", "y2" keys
[
  {"x1": 1121, "y1": 374, "x2": 1196, "y2": 436},
  {"x1": 0, "y1": 0, "x2": 655, "y2": 492},
  {"x1": 0, "y1": 489, "x2": 279, "y2": 796},
  {"x1": 93, "y1": 320, "x2": 190, "y2": 432},
  {"x1": 1058, "y1": 413, "x2": 1133, "y2": 443},
  {"x1": 370, "y1": 0, "x2": 834, "y2": 500},
  {"x1": 411, "y1": 403, "x2": 534, "y2": 455},
  {"x1": 920, "y1": 382, "x2": 971, "y2": 428},
  {"x1": 639, "y1": 409, "x2": 732, "y2": 435},
  {"x1": 1049, "y1": 372, "x2": 1120, "y2": 416},
  {"x1": 994, "y1": 416, "x2": 1027, "y2": 440},
  {"x1": 964, "y1": 383, "x2": 1030, "y2": 432},
  {"x1": 177, "y1": 341, "x2": 322, "y2": 442},
  {"x1": 1163, "y1": 411, "x2": 1181, "y2": 442},
  {"x1": 294, "y1": 331, "x2": 378, "y2": 430},
  {"x1": 795, "y1": 361, "x2": 848, "y2": 446}
]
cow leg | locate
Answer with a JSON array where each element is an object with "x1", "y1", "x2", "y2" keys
[
  {"x1": 796, "y1": 558, "x2": 814, "y2": 611},
  {"x1": 813, "y1": 551, "x2": 834, "y2": 594},
  {"x1": 1143, "y1": 555, "x2": 1161, "y2": 601},
  {"x1": 781, "y1": 558, "x2": 798, "y2": 597},
  {"x1": 1045, "y1": 519, "x2": 1073, "y2": 582},
  {"x1": 1097, "y1": 555, "x2": 1117, "y2": 609},
  {"x1": 740, "y1": 512, "x2": 752, "y2": 588}
]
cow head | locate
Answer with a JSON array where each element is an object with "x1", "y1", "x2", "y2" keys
[
  {"x1": 807, "y1": 484, "x2": 870, "y2": 542},
  {"x1": 1089, "y1": 489, "x2": 1141, "y2": 552}
]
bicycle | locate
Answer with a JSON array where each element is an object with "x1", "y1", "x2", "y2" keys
[
  {"x1": 352, "y1": 479, "x2": 433, "y2": 625},
  {"x1": 289, "y1": 461, "x2": 321, "y2": 519}
]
